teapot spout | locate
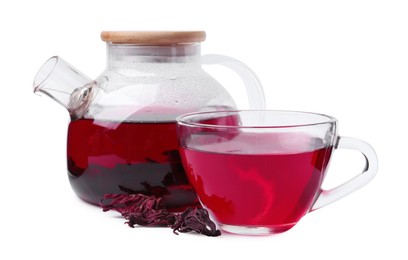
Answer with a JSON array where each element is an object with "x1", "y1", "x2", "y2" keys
[{"x1": 33, "y1": 56, "x2": 95, "y2": 119}]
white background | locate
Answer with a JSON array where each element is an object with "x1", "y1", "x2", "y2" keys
[{"x1": 1, "y1": 0, "x2": 407, "y2": 259}]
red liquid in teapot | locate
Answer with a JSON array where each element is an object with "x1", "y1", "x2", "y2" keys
[{"x1": 67, "y1": 118, "x2": 198, "y2": 210}]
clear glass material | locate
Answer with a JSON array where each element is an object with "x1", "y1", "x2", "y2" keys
[
  {"x1": 33, "y1": 42, "x2": 266, "y2": 210},
  {"x1": 33, "y1": 56, "x2": 95, "y2": 120},
  {"x1": 177, "y1": 110, "x2": 378, "y2": 235}
]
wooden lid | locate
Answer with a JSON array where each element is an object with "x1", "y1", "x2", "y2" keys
[{"x1": 101, "y1": 31, "x2": 206, "y2": 45}]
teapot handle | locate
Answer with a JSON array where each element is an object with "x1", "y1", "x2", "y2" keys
[{"x1": 201, "y1": 54, "x2": 266, "y2": 109}]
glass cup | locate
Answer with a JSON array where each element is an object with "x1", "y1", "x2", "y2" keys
[{"x1": 177, "y1": 110, "x2": 378, "y2": 235}]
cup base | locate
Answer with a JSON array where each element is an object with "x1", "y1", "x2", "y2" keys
[{"x1": 220, "y1": 223, "x2": 296, "y2": 235}]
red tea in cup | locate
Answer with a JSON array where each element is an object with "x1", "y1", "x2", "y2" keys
[
  {"x1": 177, "y1": 110, "x2": 377, "y2": 235},
  {"x1": 180, "y1": 134, "x2": 332, "y2": 233}
]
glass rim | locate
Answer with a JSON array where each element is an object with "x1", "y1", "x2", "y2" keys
[
  {"x1": 176, "y1": 110, "x2": 337, "y2": 129},
  {"x1": 33, "y1": 56, "x2": 59, "y2": 93}
]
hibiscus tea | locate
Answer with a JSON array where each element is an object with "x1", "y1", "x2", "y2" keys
[
  {"x1": 179, "y1": 133, "x2": 333, "y2": 232},
  {"x1": 67, "y1": 118, "x2": 198, "y2": 210}
]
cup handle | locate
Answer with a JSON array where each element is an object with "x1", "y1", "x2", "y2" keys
[
  {"x1": 201, "y1": 54, "x2": 266, "y2": 109},
  {"x1": 311, "y1": 136, "x2": 378, "y2": 211}
]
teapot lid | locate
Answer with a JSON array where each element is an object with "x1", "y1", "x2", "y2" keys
[{"x1": 101, "y1": 31, "x2": 206, "y2": 45}]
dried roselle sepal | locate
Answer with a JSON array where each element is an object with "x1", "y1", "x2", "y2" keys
[
  {"x1": 124, "y1": 196, "x2": 176, "y2": 227},
  {"x1": 100, "y1": 193, "x2": 153, "y2": 215},
  {"x1": 100, "y1": 193, "x2": 221, "y2": 237},
  {"x1": 172, "y1": 208, "x2": 221, "y2": 237},
  {"x1": 101, "y1": 193, "x2": 174, "y2": 226}
]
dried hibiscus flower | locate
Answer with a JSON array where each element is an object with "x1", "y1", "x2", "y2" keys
[
  {"x1": 172, "y1": 208, "x2": 221, "y2": 236},
  {"x1": 100, "y1": 193, "x2": 220, "y2": 237},
  {"x1": 100, "y1": 193, "x2": 172, "y2": 226}
]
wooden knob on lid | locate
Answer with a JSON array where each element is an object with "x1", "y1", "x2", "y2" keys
[{"x1": 101, "y1": 31, "x2": 206, "y2": 45}]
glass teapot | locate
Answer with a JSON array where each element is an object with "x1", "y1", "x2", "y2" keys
[{"x1": 33, "y1": 31, "x2": 265, "y2": 210}]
